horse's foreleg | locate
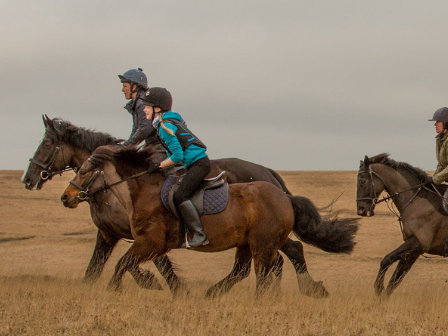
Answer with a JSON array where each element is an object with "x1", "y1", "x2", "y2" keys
[
  {"x1": 153, "y1": 255, "x2": 188, "y2": 296},
  {"x1": 107, "y1": 240, "x2": 162, "y2": 292},
  {"x1": 128, "y1": 262, "x2": 163, "y2": 291},
  {"x1": 375, "y1": 235, "x2": 423, "y2": 297},
  {"x1": 385, "y1": 252, "x2": 420, "y2": 296},
  {"x1": 280, "y1": 238, "x2": 329, "y2": 298},
  {"x1": 84, "y1": 230, "x2": 119, "y2": 283},
  {"x1": 205, "y1": 245, "x2": 252, "y2": 298}
]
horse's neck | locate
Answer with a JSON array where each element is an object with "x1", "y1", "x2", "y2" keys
[
  {"x1": 373, "y1": 164, "x2": 417, "y2": 209},
  {"x1": 68, "y1": 146, "x2": 91, "y2": 169}
]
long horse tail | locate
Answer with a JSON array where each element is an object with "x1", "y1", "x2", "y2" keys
[
  {"x1": 289, "y1": 195, "x2": 359, "y2": 254},
  {"x1": 267, "y1": 168, "x2": 292, "y2": 195}
]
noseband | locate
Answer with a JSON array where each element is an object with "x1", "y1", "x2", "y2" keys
[{"x1": 29, "y1": 144, "x2": 74, "y2": 180}]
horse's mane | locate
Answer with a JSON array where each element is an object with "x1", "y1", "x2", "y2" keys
[
  {"x1": 367, "y1": 153, "x2": 429, "y2": 180},
  {"x1": 89, "y1": 145, "x2": 159, "y2": 171},
  {"x1": 113, "y1": 145, "x2": 158, "y2": 171},
  {"x1": 50, "y1": 118, "x2": 122, "y2": 153}
]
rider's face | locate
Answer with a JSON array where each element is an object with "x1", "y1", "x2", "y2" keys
[
  {"x1": 143, "y1": 105, "x2": 154, "y2": 120},
  {"x1": 122, "y1": 82, "x2": 131, "y2": 100},
  {"x1": 435, "y1": 121, "x2": 445, "y2": 134}
]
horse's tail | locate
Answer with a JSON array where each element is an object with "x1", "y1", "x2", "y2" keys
[
  {"x1": 267, "y1": 168, "x2": 292, "y2": 195},
  {"x1": 289, "y1": 195, "x2": 359, "y2": 254}
]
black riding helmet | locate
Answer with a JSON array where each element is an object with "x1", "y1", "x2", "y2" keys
[
  {"x1": 429, "y1": 107, "x2": 448, "y2": 123},
  {"x1": 139, "y1": 87, "x2": 172, "y2": 112}
]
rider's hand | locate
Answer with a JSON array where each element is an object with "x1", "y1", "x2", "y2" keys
[
  {"x1": 148, "y1": 161, "x2": 160, "y2": 173},
  {"x1": 425, "y1": 175, "x2": 434, "y2": 185}
]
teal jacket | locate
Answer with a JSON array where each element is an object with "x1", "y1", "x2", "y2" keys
[{"x1": 155, "y1": 111, "x2": 207, "y2": 168}]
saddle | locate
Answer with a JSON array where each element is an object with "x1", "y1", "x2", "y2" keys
[{"x1": 161, "y1": 171, "x2": 229, "y2": 217}]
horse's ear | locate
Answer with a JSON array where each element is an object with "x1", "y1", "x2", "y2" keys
[
  {"x1": 363, "y1": 155, "x2": 370, "y2": 168},
  {"x1": 44, "y1": 115, "x2": 56, "y2": 131},
  {"x1": 42, "y1": 114, "x2": 49, "y2": 128}
]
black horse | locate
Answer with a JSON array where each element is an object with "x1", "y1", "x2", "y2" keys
[{"x1": 22, "y1": 115, "x2": 327, "y2": 297}]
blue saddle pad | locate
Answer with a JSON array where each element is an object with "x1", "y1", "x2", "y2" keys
[{"x1": 161, "y1": 175, "x2": 229, "y2": 215}]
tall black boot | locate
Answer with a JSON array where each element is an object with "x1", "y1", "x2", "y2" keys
[{"x1": 178, "y1": 200, "x2": 209, "y2": 247}]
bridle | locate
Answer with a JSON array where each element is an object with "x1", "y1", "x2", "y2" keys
[
  {"x1": 68, "y1": 158, "x2": 158, "y2": 202},
  {"x1": 29, "y1": 143, "x2": 75, "y2": 180},
  {"x1": 356, "y1": 165, "x2": 435, "y2": 226}
]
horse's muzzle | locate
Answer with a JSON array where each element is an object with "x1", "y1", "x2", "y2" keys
[{"x1": 357, "y1": 207, "x2": 374, "y2": 217}]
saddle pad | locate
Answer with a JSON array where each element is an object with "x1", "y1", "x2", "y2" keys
[{"x1": 161, "y1": 175, "x2": 229, "y2": 215}]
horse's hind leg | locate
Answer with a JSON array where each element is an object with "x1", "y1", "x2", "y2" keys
[
  {"x1": 375, "y1": 235, "x2": 423, "y2": 297},
  {"x1": 280, "y1": 238, "x2": 329, "y2": 298},
  {"x1": 84, "y1": 229, "x2": 119, "y2": 283},
  {"x1": 205, "y1": 245, "x2": 252, "y2": 298}
]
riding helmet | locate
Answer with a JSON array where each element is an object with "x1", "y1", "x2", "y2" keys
[
  {"x1": 139, "y1": 87, "x2": 172, "y2": 112},
  {"x1": 118, "y1": 68, "x2": 148, "y2": 89},
  {"x1": 428, "y1": 107, "x2": 448, "y2": 123}
]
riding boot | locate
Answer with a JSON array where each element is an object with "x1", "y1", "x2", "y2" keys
[{"x1": 178, "y1": 200, "x2": 209, "y2": 247}]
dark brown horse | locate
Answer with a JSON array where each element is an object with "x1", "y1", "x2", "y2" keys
[
  {"x1": 61, "y1": 146, "x2": 359, "y2": 295},
  {"x1": 357, "y1": 153, "x2": 448, "y2": 297},
  {"x1": 23, "y1": 115, "x2": 329, "y2": 297}
]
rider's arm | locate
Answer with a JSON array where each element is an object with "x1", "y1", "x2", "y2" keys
[
  {"x1": 123, "y1": 101, "x2": 154, "y2": 146},
  {"x1": 159, "y1": 123, "x2": 183, "y2": 167}
]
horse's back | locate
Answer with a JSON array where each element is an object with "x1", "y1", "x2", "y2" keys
[{"x1": 210, "y1": 158, "x2": 283, "y2": 188}]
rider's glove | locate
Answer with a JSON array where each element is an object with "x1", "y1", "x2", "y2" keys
[{"x1": 425, "y1": 175, "x2": 434, "y2": 185}]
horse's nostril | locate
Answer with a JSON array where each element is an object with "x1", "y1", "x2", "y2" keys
[{"x1": 61, "y1": 194, "x2": 68, "y2": 202}]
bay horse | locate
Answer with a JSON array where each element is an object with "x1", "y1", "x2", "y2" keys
[
  {"x1": 23, "y1": 115, "x2": 329, "y2": 297},
  {"x1": 357, "y1": 153, "x2": 448, "y2": 297},
  {"x1": 61, "y1": 146, "x2": 359, "y2": 295}
]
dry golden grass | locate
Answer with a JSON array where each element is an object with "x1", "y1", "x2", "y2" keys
[{"x1": 1, "y1": 170, "x2": 448, "y2": 335}]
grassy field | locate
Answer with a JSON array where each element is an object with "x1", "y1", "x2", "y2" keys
[{"x1": 1, "y1": 170, "x2": 448, "y2": 335}]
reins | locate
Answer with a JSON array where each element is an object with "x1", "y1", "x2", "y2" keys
[
  {"x1": 69, "y1": 159, "x2": 156, "y2": 201},
  {"x1": 357, "y1": 166, "x2": 443, "y2": 236}
]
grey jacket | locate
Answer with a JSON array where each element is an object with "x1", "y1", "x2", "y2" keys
[{"x1": 122, "y1": 90, "x2": 158, "y2": 146}]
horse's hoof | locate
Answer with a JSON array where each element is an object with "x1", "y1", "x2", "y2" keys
[
  {"x1": 106, "y1": 283, "x2": 121, "y2": 292},
  {"x1": 205, "y1": 286, "x2": 223, "y2": 299},
  {"x1": 135, "y1": 270, "x2": 163, "y2": 290},
  {"x1": 299, "y1": 280, "x2": 329, "y2": 299}
]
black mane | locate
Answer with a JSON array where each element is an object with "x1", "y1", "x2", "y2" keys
[
  {"x1": 50, "y1": 118, "x2": 122, "y2": 153},
  {"x1": 89, "y1": 145, "x2": 161, "y2": 171},
  {"x1": 367, "y1": 153, "x2": 429, "y2": 181}
]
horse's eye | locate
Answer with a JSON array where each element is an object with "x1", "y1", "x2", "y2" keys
[
  {"x1": 359, "y1": 178, "x2": 366, "y2": 185},
  {"x1": 43, "y1": 140, "x2": 52, "y2": 149},
  {"x1": 80, "y1": 169, "x2": 87, "y2": 176}
]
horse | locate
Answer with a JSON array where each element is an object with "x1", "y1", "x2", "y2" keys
[
  {"x1": 356, "y1": 153, "x2": 448, "y2": 297},
  {"x1": 60, "y1": 145, "x2": 359, "y2": 296},
  {"x1": 23, "y1": 115, "x2": 329, "y2": 297}
]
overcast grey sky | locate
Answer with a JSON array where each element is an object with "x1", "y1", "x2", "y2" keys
[{"x1": 1, "y1": 1, "x2": 447, "y2": 171}]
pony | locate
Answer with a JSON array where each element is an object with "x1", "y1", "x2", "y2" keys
[
  {"x1": 357, "y1": 153, "x2": 448, "y2": 296},
  {"x1": 61, "y1": 145, "x2": 359, "y2": 296}
]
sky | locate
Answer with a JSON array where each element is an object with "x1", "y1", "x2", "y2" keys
[{"x1": 1, "y1": 1, "x2": 447, "y2": 171}]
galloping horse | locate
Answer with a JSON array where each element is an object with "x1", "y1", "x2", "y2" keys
[
  {"x1": 61, "y1": 146, "x2": 359, "y2": 295},
  {"x1": 357, "y1": 153, "x2": 448, "y2": 297},
  {"x1": 23, "y1": 115, "x2": 329, "y2": 297}
]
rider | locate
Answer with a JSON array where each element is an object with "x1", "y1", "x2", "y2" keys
[
  {"x1": 427, "y1": 107, "x2": 448, "y2": 185},
  {"x1": 118, "y1": 68, "x2": 158, "y2": 146},
  {"x1": 139, "y1": 87, "x2": 210, "y2": 247}
]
